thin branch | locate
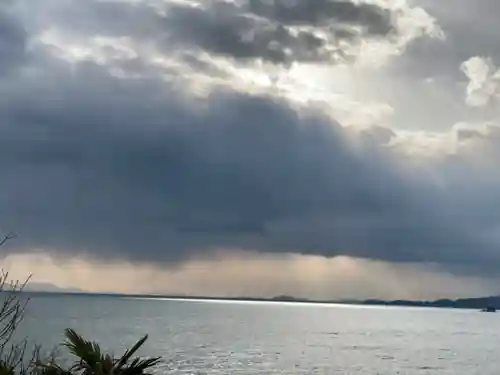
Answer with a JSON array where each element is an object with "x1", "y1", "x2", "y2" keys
[{"x1": 0, "y1": 233, "x2": 17, "y2": 248}]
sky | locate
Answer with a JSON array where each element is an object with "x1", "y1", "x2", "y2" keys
[{"x1": 1, "y1": 0, "x2": 500, "y2": 300}]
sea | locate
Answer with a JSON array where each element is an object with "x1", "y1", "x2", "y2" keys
[{"x1": 16, "y1": 294, "x2": 500, "y2": 374}]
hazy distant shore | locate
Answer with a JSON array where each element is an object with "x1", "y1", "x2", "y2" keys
[{"x1": 18, "y1": 290, "x2": 500, "y2": 310}]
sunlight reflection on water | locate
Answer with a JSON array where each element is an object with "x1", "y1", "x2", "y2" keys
[{"x1": 19, "y1": 295, "x2": 500, "y2": 374}]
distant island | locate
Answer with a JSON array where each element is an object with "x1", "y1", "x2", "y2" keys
[
  {"x1": 354, "y1": 296, "x2": 500, "y2": 310},
  {"x1": 18, "y1": 290, "x2": 500, "y2": 310}
]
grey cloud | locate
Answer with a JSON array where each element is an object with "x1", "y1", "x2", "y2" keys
[
  {"x1": 358, "y1": 126, "x2": 396, "y2": 146},
  {"x1": 0, "y1": 0, "x2": 499, "y2": 276},
  {"x1": 41, "y1": 0, "x2": 399, "y2": 65},
  {"x1": 453, "y1": 123, "x2": 500, "y2": 148},
  {"x1": 451, "y1": 122, "x2": 500, "y2": 143},
  {"x1": 455, "y1": 127, "x2": 485, "y2": 142},
  {"x1": 373, "y1": 0, "x2": 500, "y2": 131},
  {"x1": 0, "y1": 6, "x2": 26, "y2": 74},
  {"x1": 247, "y1": 0, "x2": 393, "y2": 33},
  {"x1": 160, "y1": 0, "x2": 396, "y2": 65},
  {"x1": 161, "y1": 4, "x2": 335, "y2": 65},
  {"x1": 396, "y1": 0, "x2": 500, "y2": 90}
]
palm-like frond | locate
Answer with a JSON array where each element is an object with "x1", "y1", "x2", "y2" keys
[
  {"x1": 62, "y1": 329, "x2": 161, "y2": 375},
  {"x1": 64, "y1": 329, "x2": 101, "y2": 361},
  {"x1": 64, "y1": 329, "x2": 107, "y2": 374},
  {"x1": 113, "y1": 335, "x2": 148, "y2": 371},
  {"x1": 121, "y1": 357, "x2": 162, "y2": 375}
]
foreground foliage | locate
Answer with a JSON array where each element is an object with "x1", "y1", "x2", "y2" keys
[
  {"x1": 0, "y1": 234, "x2": 162, "y2": 375},
  {"x1": 33, "y1": 329, "x2": 161, "y2": 375}
]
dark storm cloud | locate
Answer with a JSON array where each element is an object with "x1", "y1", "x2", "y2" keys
[
  {"x1": 0, "y1": 50, "x2": 497, "y2": 271},
  {"x1": 0, "y1": 0, "x2": 499, "y2": 274},
  {"x1": 0, "y1": 60, "x2": 402, "y2": 259},
  {"x1": 0, "y1": 6, "x2": 26, "y2": 73}
]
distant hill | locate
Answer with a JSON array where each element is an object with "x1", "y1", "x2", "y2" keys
[
  {"x1": 22, "y1": 282, "x2": 86, "y2": 294},
  {"x1": 356, "y1": 296, "x2": 500, "y2": 309}
]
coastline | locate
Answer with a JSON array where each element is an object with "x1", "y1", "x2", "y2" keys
[{"x1": 16, "y1": 290, "x2": 500, "y2": 310}]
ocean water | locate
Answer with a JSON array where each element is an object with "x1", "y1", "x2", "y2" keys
[{"x1": 16, "y1": 294, "x2": 500, "y2": 374}]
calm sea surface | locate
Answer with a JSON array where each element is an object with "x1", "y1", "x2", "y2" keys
[{"x1": 17, "y1": 294, "x2": 500, "y2": 374}]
